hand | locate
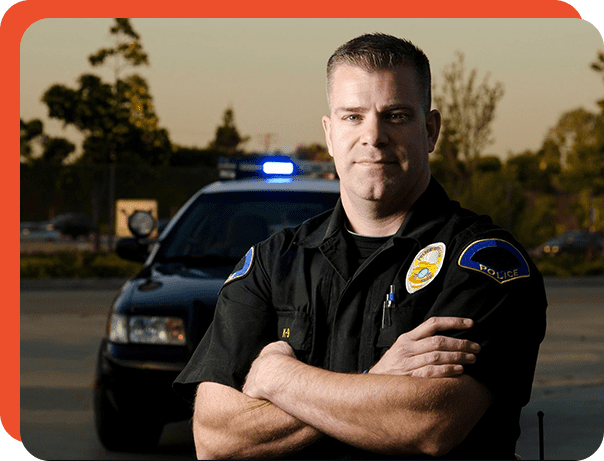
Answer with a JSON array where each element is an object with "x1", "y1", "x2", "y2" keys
[
  {"x1": 369, "y1": 316, "x2": 480, "y2": 378},
  {"x1": 243, "y1": 341, "x2": 296, "y2": 400}
]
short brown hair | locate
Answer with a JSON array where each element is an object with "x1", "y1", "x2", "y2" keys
[{"x1": 326, "y1": 33, "x2": 432, "y2": 113}]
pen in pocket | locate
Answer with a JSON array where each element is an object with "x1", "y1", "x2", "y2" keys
[{"x1": 381, "y1": 284, "x2": 396, "y2": 328}]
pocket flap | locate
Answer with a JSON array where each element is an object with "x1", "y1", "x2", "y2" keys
[{"x1": 277, "y1": 311, "x2": 312, "y2": 351}]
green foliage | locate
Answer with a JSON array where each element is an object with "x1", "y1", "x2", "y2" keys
[
  {"x1": 571, "y1": 190, "x2": 604, "y2": 232},
  {"x1": 20, "y1": 118, "x2": 44, "y2": 160},
  {"x1": 294, "y1": 143, "x2": 331, "y2": 162},
  {"x1": 169, "y1": 146, "x2": 222, "y2": 167},
  {"x1": 546, "y1": 108, "x2": 604, "y2": 195},
  {"x1": 20, "y1": 118, "x2": 75, "y2": 165},
  {"x1": 88, "y1": 18, "x2": 149, "y2": 75},
  {"x1": 20, "y1": 251, "x2": 143, "y2": 279},
  {"x1": 41, "y1": 19, "x2": 172, "y2": 167},
  {"x1": 40, "y1": 137, "x2": 76, "y2": 165},
  {"x1": 506, "y1": 149, "x2": 559, "y2": 193},
  {"x1": 534, "y1": 255, "x2": 604, "y2": 277},
  {"x1": 456, "y1": 170, "x2": 525, "y2": 233},
  {"x1": 431, "y1": 163, "x2": 558, "y2": 250},
  {"x1": 433, "y1": 52, "x2": 505, "y2": 180},
  {"x1": 475, "y1": 155, "x2": 502, "y2": 174},
  {"x1": 513, "y1": 194, "x2": 558, "y2": 249},
  {"x1": 591, "y1": 50, "x2": 604, "y2": 112}
]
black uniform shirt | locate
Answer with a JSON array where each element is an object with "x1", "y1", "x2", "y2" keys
[{"x1": 174, "y1": 177, "x2": 547, "y2": 459}]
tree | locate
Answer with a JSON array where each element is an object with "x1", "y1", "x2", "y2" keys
[
  {"x1": 513, "y1": 194, "x2": 557, "y2": 249},
  {"x1": 41, "y1": 18, "x2": 171, "y2": 167},
  {"x1": 294, "y1": 143, "x2": 331, "y2": 162},
  {"x1": 88, "y1": 18, "x2": 149, "y2": 79},
  {"x1": 545, "y1": 108, "x2": 604, "y2": 195},
  {"x1": 209, "y1": 107, "x2": 249, "y2": 155},
  {"x1": 169, "y1": 146, "x2": 221, "y2": 168},
  {"x1": 506, "y1": 146, "x2": 559, "y2": 194},
  {"x1": 20, "y1": 118, "x2": 75, "y2": 165},
  {"x1": 432, "y1": 52, "x2": 505, "y2": 204},
  {"x1": 40, "y1": 137, "x2": 76, "y2": 165},
  {"x1": 591, "y1": 50, "x2": 604, "y2": 112},
  {"x1": 20, "y1": 118, "x2": 44, "y2": 161}
]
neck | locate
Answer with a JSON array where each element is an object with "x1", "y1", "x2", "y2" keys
[
  {"x1": 342, "y1": 178, "x2": 429, "y2": 237},
  {"x1": 342, "y1": 203, "x2": 406, "y2": 237}
]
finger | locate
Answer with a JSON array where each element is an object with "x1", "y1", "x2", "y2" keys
[
  {"x1": 393, "y1": 331, "x2": 480, "y2": 357},
  {"x1": 408, "y1": 335, "x2": 481, "y2": 356},
  {"x1": 410, "y1": 364, "x2": 465, "y2": 379},
  {"x1": 405, "y1": 316, "x2": 474, "y2": 341},
  {"x1": 411, "y1": 350, "x2": 477, "y2": 369}
]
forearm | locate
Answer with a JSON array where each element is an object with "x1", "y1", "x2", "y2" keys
[
  {"x1": 253, "y1": 356, "x2": 489, "y2": 457},
  {"x1": 193, "y1": 381, "x2": 323, "y2": 459}
]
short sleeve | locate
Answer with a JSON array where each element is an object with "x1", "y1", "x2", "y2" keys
[
  {"x1": 173, "y1": 245, "x2": 275, "y2": 403},
  {"x1": 424, "y1": 236, "x2": 547, "y2": 406}
]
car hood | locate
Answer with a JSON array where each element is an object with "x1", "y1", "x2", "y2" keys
[{"x1": 113, "y1": 262, "x2": 232, "y2": 314}]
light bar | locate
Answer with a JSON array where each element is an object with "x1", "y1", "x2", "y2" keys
[{"x1": 262, "y1": 161, "x2": 295, "y2": 176}]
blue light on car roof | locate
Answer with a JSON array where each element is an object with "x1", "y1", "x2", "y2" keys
[
  {"x1": 265, "y1": 177, "x2": 294, "y2": 184},
  {"x1": 262, "y1": 161, "x2": 295, "y2": 176}
]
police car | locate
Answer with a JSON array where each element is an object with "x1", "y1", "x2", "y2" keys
[{"x1": 93, "y1": 156, "x2": 339, "y2": 452}]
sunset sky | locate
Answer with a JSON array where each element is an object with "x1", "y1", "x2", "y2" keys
[{"x1": 20, "y1": 17, "x2": 604, "y2": 161}]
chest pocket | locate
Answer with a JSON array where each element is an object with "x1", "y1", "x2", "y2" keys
[
  {"x1": 375, "y1": 303, "x2": 432, "y2": 349},
  {"x1": 276, "y1": 310, "x2": 313, "y2": 351}
]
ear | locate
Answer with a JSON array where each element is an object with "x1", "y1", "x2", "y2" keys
[
  {"x1": 322, "y1": 115, "x2": 334, "y2": 158},
  {"x1": 425, "y1": 109, "x2": 441, "y2": 153}
]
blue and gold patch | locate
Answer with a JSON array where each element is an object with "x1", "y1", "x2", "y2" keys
[
  {"x1": 224, "y1": 247, "x2": 255, "y2": 286},
  {"x1": 458, "y1": 239, "x2": 530, "y2": 284}
]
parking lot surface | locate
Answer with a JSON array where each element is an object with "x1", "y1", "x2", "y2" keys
[{"x1": 19, "y1": 277, "x2": 604, "y2": 460}]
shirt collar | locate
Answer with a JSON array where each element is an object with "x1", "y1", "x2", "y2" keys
[
  {"x1": 392, "y1": 176, "x2": 453, "y2": 244},
  {"x1": 295, "y1": 176, "x2": 453, "y2": 249}
]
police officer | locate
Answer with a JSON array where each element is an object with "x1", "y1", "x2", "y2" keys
[{"x1": 174, "y1": 33, "x2": 547, "y2": 459}]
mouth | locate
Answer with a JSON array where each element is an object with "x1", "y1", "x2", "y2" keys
[{"x1": 355, "y1": 159, "x2": 397, "y2": 166}]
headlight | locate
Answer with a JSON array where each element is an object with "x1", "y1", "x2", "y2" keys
[
  {"x1": 129, "y1": 316, "x2": 186, "y2": 345},
  {"x1": 108, "y1": 314, "x2": 186, "y2": 345}
]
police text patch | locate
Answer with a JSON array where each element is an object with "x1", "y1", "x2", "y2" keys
[
  {"x1": 458, "y1": 239, "x2": 530, "y2": 284},
  {"x1": 224, "y1": 247, "x2": 254, "y2": 286}
]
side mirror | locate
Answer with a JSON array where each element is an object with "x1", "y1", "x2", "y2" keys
[{"x1": 116, "y1": 237, "x2": 150, "y2": 263}]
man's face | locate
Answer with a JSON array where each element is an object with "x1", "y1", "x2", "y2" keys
[{"x1": 322, "y1": 64, "x2": 440, "y2": 210}]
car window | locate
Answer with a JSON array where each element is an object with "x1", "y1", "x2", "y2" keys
[{"x1": 158, "y1": 190, "x2": 339, "y2": 264}]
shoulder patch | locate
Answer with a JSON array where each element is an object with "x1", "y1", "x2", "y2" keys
[
  {"x1": 224, "y1": 247, "x2": 255, "y2": 286},
  {"x1": 458, "y1": 239, "x2": 530, "y2": 284},
  {"x1": 406, "y1": 242, "x2": 446, "y2": 294}
]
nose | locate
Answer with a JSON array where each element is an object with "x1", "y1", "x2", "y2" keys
[{"x1": 360, "y1": 115, "x2": 388, "y2": 147}]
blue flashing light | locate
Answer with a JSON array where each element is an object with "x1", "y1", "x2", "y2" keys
[
  {"x1": 265, "y1": 177, "x2": 294, "y2": 184},
  {"x1": 262, "y1": 160, "x2": 295, "y2": 176}
]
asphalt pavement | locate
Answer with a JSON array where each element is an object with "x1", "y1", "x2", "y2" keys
[{"x1": 18, "y1": 277, "x2": 604, "y2": 460}]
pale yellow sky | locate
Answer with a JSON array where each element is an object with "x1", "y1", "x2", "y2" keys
[{"x1": 20, "y1": 18, "x2": 604, "y2": 161}]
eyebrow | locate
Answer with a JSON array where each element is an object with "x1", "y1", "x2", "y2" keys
[{"x1": 334, "y1": 104, "x2": 415, "y2": 114}]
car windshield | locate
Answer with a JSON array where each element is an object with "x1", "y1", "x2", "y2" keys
[{"x1": 157, "y1": 190, "x2": 339, "y2": 266}]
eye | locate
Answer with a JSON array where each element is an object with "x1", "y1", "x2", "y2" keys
[
  {"x1": 387, "y1": 112, "x2": 410, "y2": 122},
  {"x1": 344, "y1": 114, "x2": 361, "y2": 121}
]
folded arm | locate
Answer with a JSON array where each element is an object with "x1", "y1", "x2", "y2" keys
[
  {"x1": 193, "y1": 316, "x2": 490, "y2": 459},
  {"x1": 242, "y1": 317, "x2": 491, "y2": 457},
  {"x1": 245, "y1": 353, "x2": 490, "y2": 457},
  {"x1": 193, "y1": 380, "x2": 323, "y2": 459}
]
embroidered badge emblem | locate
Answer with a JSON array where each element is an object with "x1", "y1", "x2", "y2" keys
[
  {"x1": 458, "y1": 239, "x2": 530, "y2": 284},
  {"x1": 224, "y1": 247, "x2": 254, "y2": 286},
  {"x1": 406, "y1": 242, "x2": 446, "y2": 294}
]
